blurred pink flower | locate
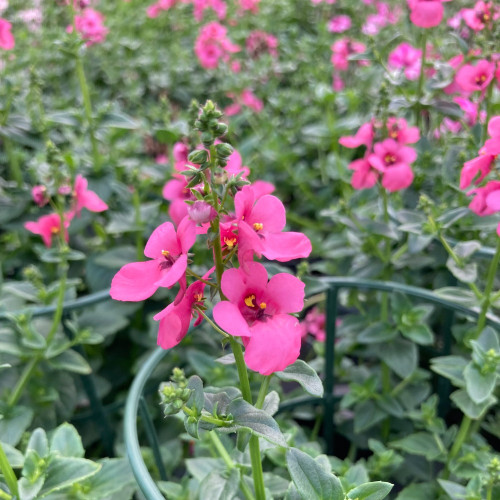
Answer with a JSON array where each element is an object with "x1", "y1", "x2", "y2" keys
[
  {"x1": 328, "y1": 15, "x2": 351, "y2": 33},
  {"x1": 0, "y1": 18, "x2": 14, "y2": 50},
  {"x1": 193, "y1": 0, "x2": 226, "y2": 22},
  {"x1": 455, "y1": 59, "x2": 496, "y2": 92},
  {"x1": 25, "y1": 213, "x2": 72, "y2": 248},
  {"x1": 246, "y1": 30, "x2": 278, "y2": 58},
  {"x1": 468, "y1": 181, "x2": 500, "y2": 216},
  {"x1": 388, "y1": 43, "x2": 422, "y2": 80},
  {"x1": 408, "y1": 0, "x2": 451, "y2": 28},
  {"x1": 461, "y1": 1, "x2": 498, "y2": 31},
  {"x1": 194, "y1": 22, "x2": 240, "y2": 69},
  {"x1": 300, "y1": 307, "x2": 326, "y2": 342},
  {"x1": 32, "y1": 185, "x2": 48, "y2": 207},
  {"x1": 73, "y1": 174, "x2": 108, "y2": 216},
  {"x1": 68, "y1": 8, "x2": 108, "y2": 46}
]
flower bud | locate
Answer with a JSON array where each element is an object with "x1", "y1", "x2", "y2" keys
[
  {"x1": 215, "y1": 123, "x2": 228, "y2": 137},
  {"x1": 32, "y1": 185, "x2": 48, "y2": 206},
  {"x1": 188, "y1": 149, "x2": 209, "y2": 165},
  {"x1": 201, "y1": 132, "x2": 214, "y2": 147},
  {"x1": 188, "y1": 201, "x2": 217, "y2": 224},
  {"x1": 215, "y1": 143, "x2": 234, "y2": 159}
]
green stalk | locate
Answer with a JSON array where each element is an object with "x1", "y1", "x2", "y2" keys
[
  {"x1": 8, "y1": 257, "x2": 68, "y2": 407},
  {"x1": 255, "y1": 376, "x2": 271, "y2": 409},
  {"x1": 0, "y1": 440, "x2": 18, "y2": 498},
  {"x1": 443, "y1": 416, "x2": 472, "y2": 479},
  {"x1": 74, "y1": 54, "x2": 101, "y2": 173},
  {"x1": 475, "y1": 238, "x2": 500, "y2": 338},
  {"x1": 4, "y1": 138, "x2": 22, "y2": 187},
  {"x1": 208, "y1": 432, "x2": 255, "y2": 500},
  {"x1": 416, "y1": 32, "x2": 427, "y2": 128}
]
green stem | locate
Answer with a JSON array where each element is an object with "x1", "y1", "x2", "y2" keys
[
  {"x1": 475, "y1": 238, "x2": 500, "y2": 338},
  {"x1": 443, "y1": 416, "x2": 472, "y2": 479},
  {"x1": 4, "y1": 138, "x2": 22, "y2": 187},
  {"x1": 229, "y1": 338, "x2": 252, "y2": 403},
  {"x1": 482, "y1": 80, "x2": 494, "y2": 143},
  {"x1": 74, "y1": 54, "x2": 100, "y2": 173},
  {"x1": 208, "y1": 432, "x2": 256, "y2": 500},
  {"x1": 0, "y1": 441, "x2": 18, "y2": 498},
  {"x1": 195, "y1": 308, "x2": 229, "y2": 338},
  {"x1": 255, "y1": 376, "x2": 271, "y2": 409},
  {"x1": 416, "y1": 32, "x2": 427, "y2": 128},
  {"x1": 486, "y1": 483, "x2": 493, "y2": 500},
  {"x1": 182, "y1": 407, "x2": 230, "y2": 427},
  {"x1": 8, "y1": 258, "x2": 68, "y2": 407},
  {"x1": 186, "y1": 269, "x2": 218, "y2": 288}
]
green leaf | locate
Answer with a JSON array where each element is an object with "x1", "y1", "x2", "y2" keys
[
  {"x1": 199, "y1": 468, "x2": 240, "y2": 500},
  {"x1": 450, "y1": 389, "x2": 497, "y2": 419},
  {"x1": 286, "y1": 448, "x2": 344, "y2": 500},
  {"x1": 375, "y1": 338, "x2": 417, "y2": 378},
  {"x1": 446, "y1": 258, "x2": 477, "y2": 284},
  {"x1": 346, "y1": 481, "x2": 393, "y2": 500},
  {"x1": 262, "y1": 391, "x2": 280, "y2": 416},
  {"x1": 463, "y1": 363, "x2": 497, "y2": 404},
  {"x1": 80, "y1": 458, "x2": 135, "y2": 498},
  {"x1": 186, "y1": 376, "x2": 204, "y2": 414},
  {"x1": 38, "y1": 457, "x2": 101, "y2": 497},
  {"x1": 437, "y1": 479, "x2": 467, "y2": 500},
  {"x1": 50, "y1": 424, "x2": 84, "y2": 458},
  {"x1": 226, "y1": 398, "x2": 287, "y2": 447},
  {"x1": 158, "y1": 481, "x2": 184, "y2": 499},
  {"x1": 391, "y1": 432, "x2": 442, "y2": 460},
  {"x1": 399, "y1": 323, "x2": 434, "y2": 346},
  {"x1": 430, "y1": 356, "x2": 467, "y2": 387},
  {"x1": 18, "y1": 476, "x2": 44, "y2": 500},
  {"x1": 0, "y1": 406, "x2": 34, "y2": 446},
  {"x1": 354, "y1": 401, "x2": 386, "y2": 433},
  {"x1": 185, "y1": 417, "x2": 199, "y2": 439},
  {"x1": 434, "y1": 288, "x2": 478, "y2": 307},
  {"x1": 275, "y1": 360, "x2": 324, "y2": 397},
  {"x1": 1, "y1": 441, "x2": 24, "y2": 468},
  {"x1": 357, "y1": 322, "x2": 398, "y2": 344},
  {"x1": 396, "y1": 482, "x2": 438, "y2": 500},
  {"x1": 47, "y1": 349, "x2": 92, "y2": 374},
  {"x1": 99, "y1": 111, "x2": 139, "y2": 130},
  {"x1": 26, "y1": 429, "x2": 48, "y2": 458}
]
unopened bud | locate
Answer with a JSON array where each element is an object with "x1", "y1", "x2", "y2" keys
[
  {"x1": 188, "y1": 149, "x2": 209, "y2": 165},
  {"x1": 188, "y1": 201, "x2": 217, "y2": 224}
]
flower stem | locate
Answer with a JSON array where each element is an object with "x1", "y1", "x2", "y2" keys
[
  {"x1": 443, "y1": 415, "x2": 472, "y2": 479},
  {"x1": 475, "y1": 238, "x2": 500, "y2": 338},
  {"x1": 195, "y1": 308, "x2": 229, "y2": 338},
  {"x1": 256, "y1": 375, "x2": 272, "y2": 409},
  {"x1": 0, "y1": 441, "x2": 18, "y2": 498},
  {"x1": 416, "y1": 32, "x2": 427, "y2": 128}
]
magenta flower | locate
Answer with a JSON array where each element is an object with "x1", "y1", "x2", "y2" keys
[
  {"x1": 32, "y1": 185, "x2": 48, "y2": 207},
  {"x1": 234, "y1": 186, "x2": 312, "y2": 263},
  {"x1": 110, "y1": 217, "x2": 196, "y2": 301},
  {"x1": 225, "y1": 149, "x2": 250, "y2": 179},
  {"x1": 187, "y1": 201, "x2": 217, "y2": 224},
  {"x1": 460, "y1": 154, "x2": 495, "y2": 189},
  {"x1": 68, "y1": 9, "x2": 108, "y2": 46},
  {"x1": 455, "y1": 60, "x2": 495, "y2": 92},
  {"x1": 331, "y1": 38, "x2": 367, "y2": 72},
  {"x1": 386, "y1": 118, "x2": 420, "y2": 144},
  {"x1": 300, "y1": 307, "x2": 326, "y2": 342},
  {"x1": 483, "y1": 116, "x2": 500, "y2": 155},
  {"x1": 349, "y1": 158, "x2": 379, "y2": 190},
  {"x1": 328, "y1": 15, "x2": 351, "y2": 33},
  {"x1": 0, "y1": 18, "x2": 14, "y2": 50},
  {"x1": 24, "y1": 213, "x2": 72, "y2": 248},
  {"x1": 462, "y1": 2, "x2": 498, "y2": 31},
  {"x1": 239, "y1": 0, "x2": 260, "y2": 13},
  {"x1": 408, "y1": 0, "x2": 450, "y2": 28},
  {"x1": 146, "y1": 0, "x2": 175, "y2": 18},
  {"x1": 194, "y1": 22, "x2": 239, "y2": 69},
  {"x1": 213, "y1": 262, "x2": 305, "y2": 374},
  {"x1": 155, "y1": 278, "x2": 209, "y2": 349},
  {"x1": 468, "y1": 181, "x2": 500, "y2": 216},
  {"x1": 241, "y1": 89, "x2": 264, "y2": 113},
  {"x1": 388, "y1": 43, "x2": 422, "y2": 80},
  {"x1": 246, "y1": 30, "x2": 278, "y2": 58},
  {"x1": 73, "y1": 175, "x2": 108, "y2": 216},
  {"x1": 368, "y1": 139, "x2": 416, "y2": 192},
  {"x1": 339, "y1": 122, "x2": 374, "y2": 149},
  {"x1": 193, "y1": 0, "x2": 227, "y2": 22}
]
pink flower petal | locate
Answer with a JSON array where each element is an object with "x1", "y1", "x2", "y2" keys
[
  {"x1": 249, "y1": 195, "x2": 286, "y2": 233},
  {"x1": 110, "y1": 260, "x2": 163, "y2": 301},
  {"x1": 266, "y1": 273, "x2": 305, "y2": 313},
  {"x1": 144, "y1": 222, "x2": 180, "y2": 259},
  {"x1": 155, "y1": 253, "x2": 188, "y2": 288},
  {"x1": 213, "y1": 301, "x2": 252, "y2": 337},
  {"x1": 157, "y1": 311, "x2": 186, "y2": 349},
  {"x1": 177, "y1": 216, "x2": 197, "y2": 253},
  {"x1": 262, "y1": 232, "x2": 312, "y2": 262}
]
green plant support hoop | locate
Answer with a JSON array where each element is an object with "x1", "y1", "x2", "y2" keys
[{"x1": 124, "y1": 277, "x2": 500, "y2": 499}]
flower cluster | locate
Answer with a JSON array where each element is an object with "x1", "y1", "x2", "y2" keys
[
  {"x1": 330, "y1": 38, "x2": 368, "y2": 90},
  {"x1": 25, "y1": 175, "x2": 108, "y2": 247},
  {"x1": 111, "y1": 101, "x2": 312, "y2": 375},
  {"x1": 194, "y1": 22, "x2": 240, "y2": 70},
  {"x1": 67, "y1": 8, "x2": 108, "y2": 46},
  {"x1": 340, "y1": 117, "x2": 419, "y2": 192},
  {"x1": 460, "y1": 116, "x2": 500, "y2": 236}
]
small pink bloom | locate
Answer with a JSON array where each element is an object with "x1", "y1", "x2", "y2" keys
[
  {"x1": 239, "y1": 0, "x2": 260, "y2": 13},
  {"x1": 455, "y1": 59, "x2": 495, "y2": 92},
  {"x1": 368, "y1": 139, "x2": 416, "y2": 192},
  {"x1": 349, "y1": 157, "x2": 379, "y2": 190},
  {"x1": 388, "y1": 43, "x2": 422, "y2": 80},
  {"x1": 110, "y1": 217, "x2": 196, "y2": 301},
  {"x1": 73, "y1": 175, "x2": 108, "y2": 216},
  {"x1": 328, "y1": 15, "x2": 351, "y2": 33},
  {"x1": 408, "y1": 0, "x2": 449, "y2": 28},
  {"x1": 155, "y1": 154, "x2": 168, "y2": 165},
  {"x1": 468, "y1": 181, "x2": 500, "y2": 216},
  {"x1": 339, "y1": 122, "x2": 374, "y2": 149},
  {"x1": 225, "y1": 149, "x2": 250, "y2": 179},
  {"x1": 193, "y1": 0, "x2": 227, "y2": 22},
  {"x1": 241, "y1": 89, "x2": 263, "y2": 113},
  {"x1": 460, "y1": 154, "x2": 495, "y2": 189},
  {"x1": 225, "y1": 102, "x2": 242, "y2": 116},
  {"x1": 454, "y1": 97, "x2": 480, "y2": 126},
  {"x1": 0, "y1": 18, "x2": 14, "y2": 50},
  {"x1": 300, "y1": 307, "x2": 326, "y2": 342},
  {"x1": 246, "y1": 30, "x2": 278, "y2": 58},
  {"x1": 213, "y1": 262, "x2": 305, "y2": 374},
  {"x1": 194, "y1": 22, "x2": 239, "y2": 69},
  {"x1": 461, "y1": 1, "x2": 498, "y2": 31},
  {"x1": 235, "y1": 186, "x2": 312, "y2": 263},
  {"x1": 32, "y1": 185, "x2": 48, "y2": 207},
  {"x1": 24, "y1": 213, "x2": 72, "y2": 248},
  {"x1": 69, "y1": 8, "x2": 108, "y2": 46},
  {"x1": 386, "y1": 117, "x2": 420, "y2": 144}
]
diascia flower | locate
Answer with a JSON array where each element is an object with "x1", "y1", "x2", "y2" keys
[
  {"x1": 234, "y1": 185, "x2": 312, "y2": 263},
  {"x1": 110, "y1": 217, "x2": 196, "y2": 301},
  {"x1": 24, "y1": 213, "x2": 72, "y2": 248},
  {"x1": 213, "y1": 262, "x2": 305, "y2": 374},
  {"x1": 408, "y1": 0, "x2": 451, "y2": 28},
  {"x1": 388, "y1": 43, "x2": 422, "y2": 81},
  {"x1": 73, "y1": 175, "x2": 108, "y2": 216},
  {"x1": 455, "y1": 60, "x2": 496, "y2": 93},
  {"x1": 0, "y1": 18, "x2": 14, "y2": 50},
  {"x1": 68, "y1": 8, "x2": 108, "y2": 46}
]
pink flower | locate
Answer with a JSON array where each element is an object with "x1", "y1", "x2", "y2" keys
[
  {"x1": 235, "y1": 186, "x2": 312, "y2": 263},
  {"x1": 155, "y1": 278, "x2": 208, "y2": 349},
  {"x1": 194, "y1": 22, "x2": 239, "y2": 69},
  {"x1": 163, "y1": 176, "x2": 196, "y2": 226},
  {"x1": 193, "y1": 0, "x2": 227, "y2": 22},
  {"x1": 339, "y1": 122, "x2": 374, "y2": 149},
  {"x1": 482, "y1": 116, "x2": 500, "y2": 155},
  {"x1": 24, "y1": 213, "x2": 72, "y2": 248},
  {"x1": 331, "y1": 39, "x2": 367, "y2": 72},
  {"x1": 328, "y1": 15, "x2": 351, "y2": 33},
  {"x1": 461, "y1": 1, "x2": 498, "y2": 31},
  {"x1": 146, "y1": 0, "x2": 176, "y2": 18},
  {"x1": 187, "y1": 201, "x2": 217, "y2": 224},
  {"x1": 225, "y1": 149, "x2": 250, "y2": 179},
  {"x1": 455, "y1": 59, "x2": 495, "y2": 92},
  {"x1": 386, "y1": 118, "x2": 420, "y2": 144},
  {"x1": 246, "y1": 30, "x2": 278, "y2": 58},
  {"x1": 300, "y1": 307, "x2": 326, "y2": 342},
  {"x1": 468, "y1": 181, "x2": 500, "y2": 216},
  {"x1": 213, "y1": 262, "x2": 305, "y2": 374},
  {"x1": 32, "y1": 185, "x2": 48, "y2": 207},
  {"x1": 239, "y1": 0, "x2": 260, "y2": 13},
  {"x1": 388, "y1": 43, "x2": 422, "y2": 80},
  {"x1": 241, "y1": 89, "x2": 263, "y2": 113},
  {"x1": 110, "y1": 217, "x2": 196, "y2": 301},
  {"x1": 73, "y1": 174, "x2": 108, "y2": 216},
  {"x1": 0, "y1": 18, "x2": 14, "y2": 50},
  {"x1": 408, "y1": 0, "x2": 450, "y2": 28},
  {"x1": 368, "y1": 139, "x2": 416, "y2": 192},
  {"x1": 348, "y1": 157, "x2": 379, "y2": 190},
  {"x1": 460, "y1": 154, "x2": 495, "y2": 189},
  {"x1": 68, "y1": 9, "x2": 108, "y2": 46},
  {"x1": 454, "y1": 97, "x2": 481, "y2": 126}
]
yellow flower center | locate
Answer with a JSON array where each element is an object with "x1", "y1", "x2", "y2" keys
[
  {"x1": 244, "y1": 294, "x2": 256, "y2": 307},
  {"x1": 51, "y1": 226, "x2": 59, "y2": 234},
  {"x1": 259, "y1": 302, "x2": 267, "y2": 309},
  {"x1": 193, "y1": 292, "x2": 203, "y2": 302},
  {"x1": 161, "y1": 250, "x2": 170, "y2": 257},
  {"x1": 253, "y1": 222, "x2": 263, "y2": 231},
  {"x1": 384, "y1": 154, "x2": 396, "y2": 164},
  {"x1": 224, "y1": 237, "x2": 237, "y2": 248}
]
